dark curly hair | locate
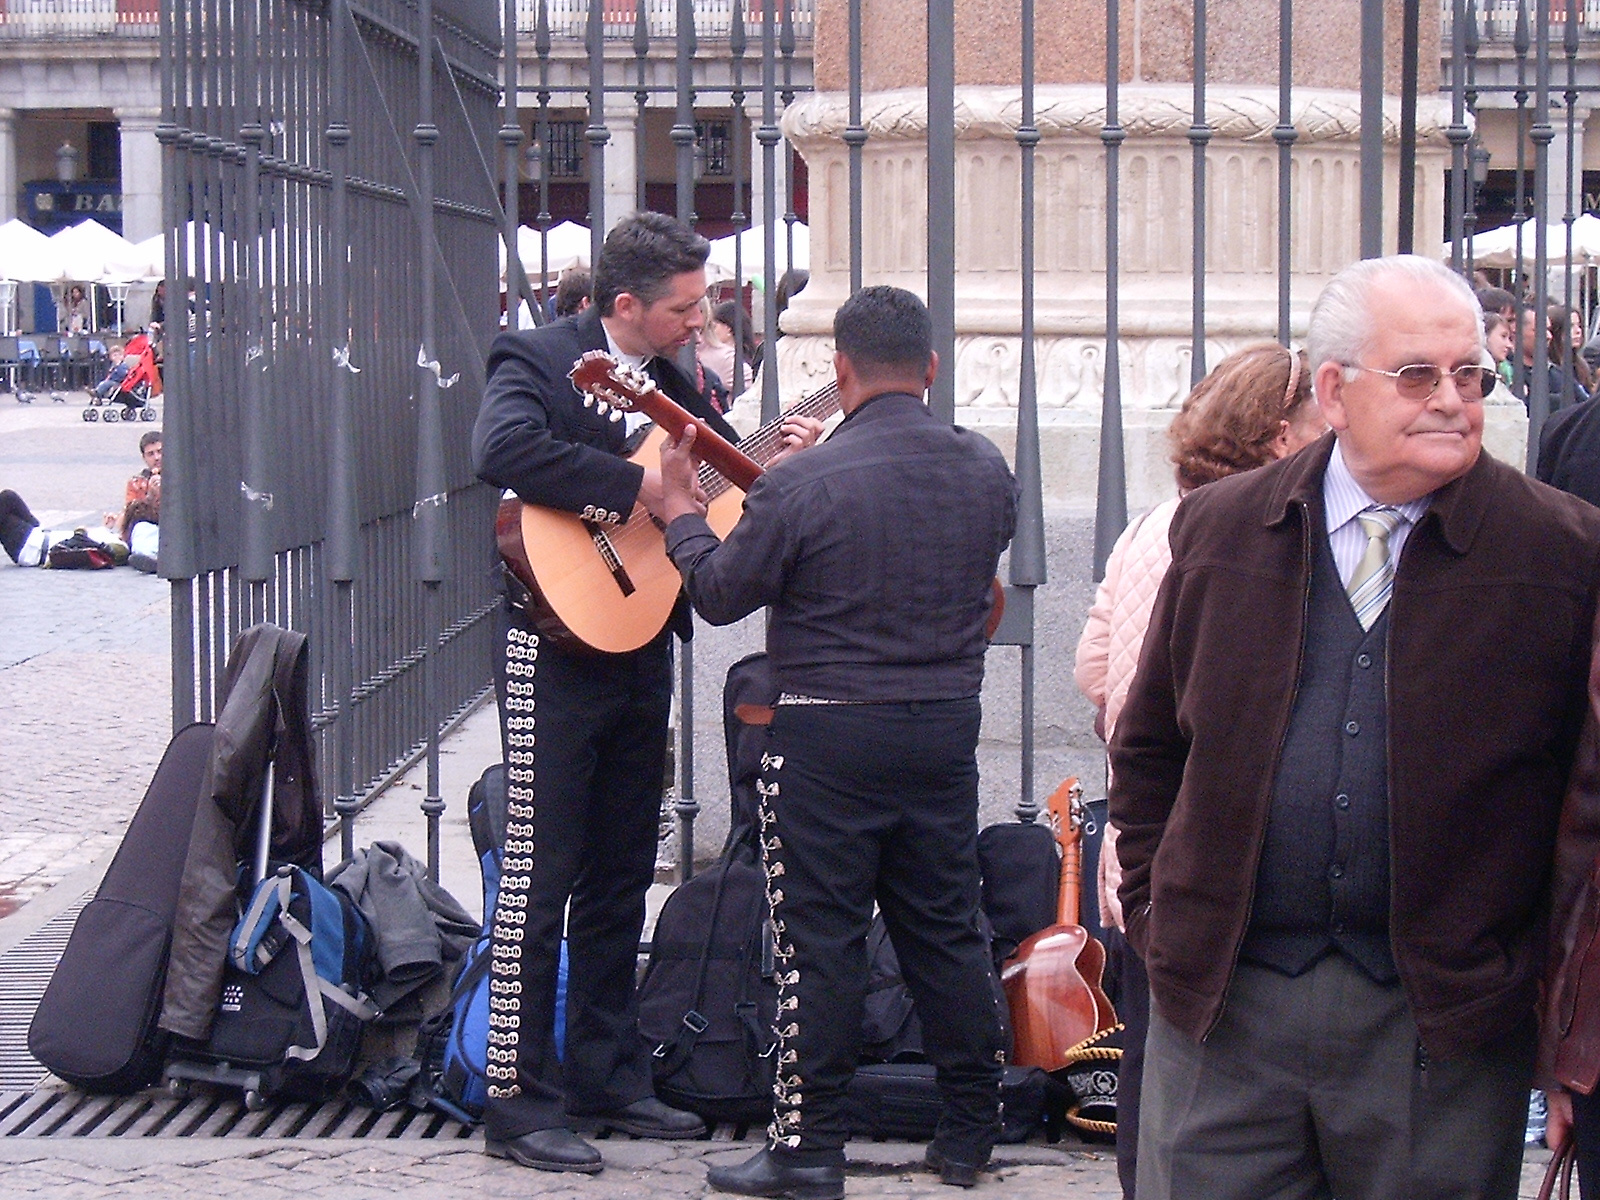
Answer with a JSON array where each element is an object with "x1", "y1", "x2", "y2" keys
[{"x1": 1169, "y1": 342, "x2": 1315, "y2": 492}]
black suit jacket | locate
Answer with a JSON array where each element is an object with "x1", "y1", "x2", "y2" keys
[
  {"x1": 472, "y1": 305, "x2": 739, "y2": 641},
  {"x1": 1538, "y1": 396, "x2": 1600, "y2": 510}
]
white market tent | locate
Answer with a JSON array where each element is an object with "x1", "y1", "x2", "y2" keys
[
  {"x1": 0, "y1": 218, "x2": 57, "y2": 283},
  {"x1": 500, "y1": 221, "x2": 592, "y2": 287},
  {"x1": 47, "y1": 218, "x2": 141, "y2": 284},
  {"x1": 707, "y1": 221, "x2": 808, "y2": 287},
  {"x1": 1456, "y1": 214, "x2": 1600, "y2": 269}
]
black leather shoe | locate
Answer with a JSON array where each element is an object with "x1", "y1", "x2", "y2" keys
[
  {"x1": 925, "y1": 1145, "x2": 985, "y2": 1188},
  {"x1": 575, "y1": 1096, "x2": 706, "y2": 1139},
  {"x1": 484, "y1": 1127, "x2": 603, "y2": 1173},
  {"x1": 707, "y1": 1148, "x2": 846, "y2": 1200}
]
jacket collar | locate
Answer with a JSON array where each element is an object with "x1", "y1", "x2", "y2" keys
[{"x1": 1261, "y1": 431, "x2": 1489, "y2": 557}]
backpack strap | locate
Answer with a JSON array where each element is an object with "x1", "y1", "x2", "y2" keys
[{"x1": 650, "y1": 845, "x2": 742, "y2": 1075}]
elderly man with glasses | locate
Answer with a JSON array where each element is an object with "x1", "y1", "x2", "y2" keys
[{"x1": 1111, "y1": 254, "x2": 1600, "y2": 1200}]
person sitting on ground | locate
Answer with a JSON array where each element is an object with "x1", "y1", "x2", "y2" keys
[
  {"x1": 0, "y1": 490, "x2": 128, "y2": 568},
  {"x1": 103, "y1": 430, "x2": 161, "y2": 572}
]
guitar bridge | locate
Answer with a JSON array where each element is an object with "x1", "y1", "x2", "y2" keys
[{"x1": 584, "y1": 520, "x2": 636, "y2": 597}]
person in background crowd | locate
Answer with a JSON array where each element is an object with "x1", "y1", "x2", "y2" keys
[
  {"x1": 1485, "y1": 312, "x2": 1516, "y2": 390},
  {"x1": 1075, "y1": 341, "x2": 1326, "y2": 1200},
  {"x1": 1112, "y1": 254, "x2": 1600, "y2": 1200},
  {"x1": 553, "y1": 269, "x2": 592, "y2": 319},
  {"x1": 60, "y1": 284, "x2": 90, "y2": 335},
  {"x1": 104, "y1": 430, "x2": 161, "y2": 573},
  {"x1": 698, "y1": 299, "x2": 758, "y2": 396}
]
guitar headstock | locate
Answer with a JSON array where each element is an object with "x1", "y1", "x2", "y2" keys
[{"x1": 568, "y1": 350, "x2": 653, "y2": 423}]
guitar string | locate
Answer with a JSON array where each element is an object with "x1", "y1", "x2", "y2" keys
[{"x1": 599, "y1": 382, "x2": 844, "y2": 556}]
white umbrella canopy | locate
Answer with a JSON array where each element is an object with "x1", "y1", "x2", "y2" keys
[
  {"x1": 706, "y1": 221, "x2": 808, "y2": 287},
  {"x1": 0, "y1": 218, "x2": 62, "y2": 282},
  {"x1": 48, "y1": 218, "x2": 139, "y2": 284},
  {"x1": 500, "y1": 221, "x2": 591, "y2": 287},
  {"x1": 1463, "y1": 214, "x2": 1600, "y2": 269}
]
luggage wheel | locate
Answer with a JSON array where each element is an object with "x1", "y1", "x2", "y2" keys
[
  {"x1": 166, "y1": 1076, "x2": 191, "y2": 1100},
  {"x1": 243, "y1": 1089, "x2": 266, "y2": 1112}
]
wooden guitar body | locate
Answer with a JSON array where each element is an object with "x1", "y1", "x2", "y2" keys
[
  {"x1": 1002, "y1": 924, "x2": 1115, "y2": 1070},
  {"x1": 1001, "y1": 776, "x2": 1118, "y2": 1070}
]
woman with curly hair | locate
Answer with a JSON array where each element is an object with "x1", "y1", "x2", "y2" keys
[{"x1": 1073, "y1": 341, "x2": 1326, "y2": 1200}]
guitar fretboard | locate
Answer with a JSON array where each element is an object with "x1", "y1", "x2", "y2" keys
[{"x1": 696, "y1": 381, "x2": 843, "y2": 500}]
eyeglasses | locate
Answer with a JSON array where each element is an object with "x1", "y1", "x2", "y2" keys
[{"x1": 1351, "y1": 362, "x2": 1496, "y2": 401}]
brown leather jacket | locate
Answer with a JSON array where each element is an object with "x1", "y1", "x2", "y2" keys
[{"x1": 1111, "y1": 434, "x2": 1600, "y2": 1062}]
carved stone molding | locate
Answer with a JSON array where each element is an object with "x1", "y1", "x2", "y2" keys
[{"x1": 783, "y1": 85, "x2": 1459, "y2": 149}]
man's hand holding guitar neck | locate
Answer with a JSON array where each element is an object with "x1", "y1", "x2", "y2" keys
[{"x1": 647, "y1": 413, "x2": 824, "y2": 527}]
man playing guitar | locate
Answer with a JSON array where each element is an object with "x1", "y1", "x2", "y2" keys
[{"x1": 470, "y1": 210, "x2": 818, "y2": 1174}]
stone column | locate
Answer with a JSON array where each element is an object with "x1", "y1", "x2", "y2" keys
[
  {"x1": 777, "y1": 0, "x2": 1526, "y2": 507},
  {"x1": 1546, "y1": 104, "x2": 1589, "y2": 228},
  {"x1": 0, "y1": 108, "x2": 16, "y2": 225},
  {"x1": 602, "y1": 98, "x2": 637, "y2": 231},
  {"x1": 115, "y1": 107, "x2": 163, "y2": 243}
]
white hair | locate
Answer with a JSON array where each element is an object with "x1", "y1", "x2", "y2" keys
[{"x1": 1305, "y1": 255, "x2": 1484, "y2": 375}]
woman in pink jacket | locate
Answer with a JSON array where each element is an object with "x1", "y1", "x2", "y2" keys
[{"x1": 1074, "y1": 341, "x2": 1326, "y2": 1199}]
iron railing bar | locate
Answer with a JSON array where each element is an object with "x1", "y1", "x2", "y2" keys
[{"x1": 1094, "y1": 0, "x2": 1127, "y2": 580}]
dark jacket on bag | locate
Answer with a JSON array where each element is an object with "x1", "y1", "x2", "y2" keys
[
  {"x1": 1111, "y1": 434, "x2": 1600, "y2": 1062},
  {"x1": 160, "y1": 624, "x2": 323, "y2": 1040}
]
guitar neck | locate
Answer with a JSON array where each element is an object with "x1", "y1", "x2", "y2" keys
[
  {"x1": 699, "y1": 381, "x2": 844, "y2": 501},
  {"x1": 1045, "y1": 777, "x2": 1082, "y2": 926}
]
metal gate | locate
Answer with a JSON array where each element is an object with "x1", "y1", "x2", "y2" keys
[
  {"x1": 156, "y1": 0, "x2": 1600, "y2": 865},
  {"x1": 159, "y1": 0, "x2": 503, "y2": 863}
]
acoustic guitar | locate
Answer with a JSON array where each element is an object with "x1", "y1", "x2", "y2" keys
[
  {"x1": 496, "y1": 352, "x2": 842, "y2": 654},
  {"x1": 1001, "y1": 776, "x2": 1118, "y2": 1070}
]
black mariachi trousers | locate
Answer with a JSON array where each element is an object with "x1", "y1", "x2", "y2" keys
[
  {"x1": 759, "y1": 699, "x2": 1005, "y2": 1167},
  {"x1": 482, "y1": 597, "x2": 673, "y2": 1141}
]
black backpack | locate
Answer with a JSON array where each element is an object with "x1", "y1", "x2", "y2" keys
[{"x1": 635, "y1": 833, "x2": 777, "y2": 1125}]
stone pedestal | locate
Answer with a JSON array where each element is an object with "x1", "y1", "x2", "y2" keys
[
  {"x1": 115, "y1": 106, "x2": 162, "y2": 243},
  {"x1": 0, "y1": 108, "x2": 15, "y2": 226},
  {"x1": 769, "y1": 0, "x2": 1536, "y2": 504}
]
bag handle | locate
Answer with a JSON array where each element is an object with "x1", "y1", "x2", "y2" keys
[{"x1": 1539, "y1": 1140, "x2": 1576, "y2": 1200}]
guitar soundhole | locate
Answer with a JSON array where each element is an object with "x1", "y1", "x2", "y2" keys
[{"x1": 584, "y1": 521, "x2": 637, "y2": 597}]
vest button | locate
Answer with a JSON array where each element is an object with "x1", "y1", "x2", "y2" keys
[
  {"x1": 1345, "y1": 720, "x2": 1360, "y2": 735},
  {"x1": 1356, "y1": 653, "x2": 1372, "y2": 669},
  {"x1": 1335, "y1": 794, "x2": 1351, "y2": 810}
]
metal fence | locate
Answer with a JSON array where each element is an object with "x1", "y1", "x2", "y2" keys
[
  {"x1": 157, "y1": 0, "x2": 1600, "y2": 868},
  {"x1": 159, "y1": 0, "x2": 503, "y2": 868}
]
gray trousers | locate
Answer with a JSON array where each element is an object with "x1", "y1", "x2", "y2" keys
[{"x1": 1137, "y1": 955, "x2": 1532, "y2": 1200}]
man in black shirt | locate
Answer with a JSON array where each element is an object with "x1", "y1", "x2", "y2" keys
[{"x1": 647, "y1": 286, "x2": 1019, "y2": 1198}]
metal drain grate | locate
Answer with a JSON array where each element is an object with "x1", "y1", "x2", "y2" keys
[
  {"x1": 0, "y1": 899, "x2": 86, "y2": 1091},
  {"x1": 0, "y1": 1088, "x2": 475, "y2": 1140}
]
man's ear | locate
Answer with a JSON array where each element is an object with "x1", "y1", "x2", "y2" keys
[
  {"x1": 611, "y1": 291, "x2": 641, "y2": 322},
  {"x1": 1314, "y1": 360, "x2": 1350, "y2": 433},
  {"x1": 924, "y1": 351, "x2": 938, "y2": 393}
]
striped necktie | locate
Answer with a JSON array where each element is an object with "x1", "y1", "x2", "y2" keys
[{"x1": 1347, "y1": 506, "x2": 1401, "y2": 631}]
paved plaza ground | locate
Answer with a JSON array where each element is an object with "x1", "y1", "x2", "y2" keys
[{"x1": 0, "y1": 392, "x2": 1565, "y2": 1197}]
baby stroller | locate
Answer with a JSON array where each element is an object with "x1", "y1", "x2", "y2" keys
[{"x1": 85, "y1": 333, "x2": 162, "y2": 423}]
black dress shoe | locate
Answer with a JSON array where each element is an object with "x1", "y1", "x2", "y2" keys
[
  {"x1": 925, "y1": 1145, "x2": 985, "y2": 1188},
  {"x1": 484, "y1": 1127, "x2": 604, "y2": 1173},
  {"x1": 707, "y1": 1148, "x2": 846, "y2": 1200},
  {"x1": 575, "y1": 1095, "x2": 706, "y2": 1139}
]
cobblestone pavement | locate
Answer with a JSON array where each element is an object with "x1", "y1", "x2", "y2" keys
[{"x1": 0, "y1": 394, "x2": 171, "y2": 917}]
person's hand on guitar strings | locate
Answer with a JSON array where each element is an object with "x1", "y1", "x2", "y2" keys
[
  {"x1": 768, "y1": 414, "x2": 827, "y2": 466},
  {"x1": 645, "y1": 423, "x2": 710, "y2": 525}
]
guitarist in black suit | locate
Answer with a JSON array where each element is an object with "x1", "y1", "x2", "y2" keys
[{"x1": 470, "y1": 212, "x2": 748, "y2": 1173}]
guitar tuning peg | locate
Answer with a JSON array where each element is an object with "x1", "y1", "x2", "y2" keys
[
  {"x1": 581, "y1": 395, "x2": 594, "y2": 408},
  {"x1": 608, "y1": 409, "x2": 622, "y2": 422}
]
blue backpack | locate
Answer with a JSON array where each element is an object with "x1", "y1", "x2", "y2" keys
[{"x1": 436, "y1": 765, "x2": 566, "y2": 1119}]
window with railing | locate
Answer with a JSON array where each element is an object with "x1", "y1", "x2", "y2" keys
[
  {"x1": 516, "y1": 0, "x2": 813, "y2": 41},
  {"x1": 0, "y1": 0, "x2": 158, "y2": 37},
  {"x1": 1442, "y1": 0, "x2": 1600, "y2": 41}
]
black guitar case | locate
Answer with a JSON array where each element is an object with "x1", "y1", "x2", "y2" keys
[{"x1": 29, "y1": 722, "x2": 215, "y2": 1092}]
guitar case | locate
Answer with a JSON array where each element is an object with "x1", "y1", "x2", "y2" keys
[{"x1": 29, "y1": 723, "x2": 215, "y2": 1092}]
